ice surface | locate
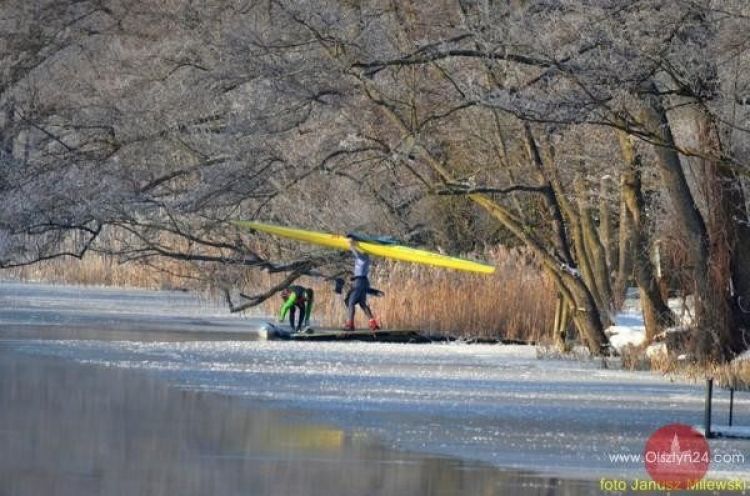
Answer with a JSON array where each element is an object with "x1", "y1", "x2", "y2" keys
[
  {"x1": 8, "y1": 338, "x2": 749, "y2": 480},
  {"x1": 0, "y1": 280, "x2": 263, "y2": 334},
  {"x1": 3, "y1": 282, "x2": 748, "y2": 481}
]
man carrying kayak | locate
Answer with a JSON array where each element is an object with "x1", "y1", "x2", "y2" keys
[{"x1": 344, "y1": 236, "x2": 380, "y2": 332}]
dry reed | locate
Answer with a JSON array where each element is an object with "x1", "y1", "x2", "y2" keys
[
  {"x1": 8, "y1": 246, "x2": 557, "y2": 342},
  {"x1": 6, "y1": 253, "x2": 200, "y2": 290},
  {"x1": 263, "y1": 246, "x2": 556, "y2": 341}
]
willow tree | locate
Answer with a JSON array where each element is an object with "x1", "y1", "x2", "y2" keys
[
  {"x1": 5, "y1": 0, "x2": 750, "y2": 359},
  {"x1": 217, "y1": 0, "x2": 620, "y2": 353},
  {"x1": 0, "y1": 0, "x2": 428, "y2": 306},
  {"x1": 232, "y1": 0, "x2": 750, "y2": 358}
]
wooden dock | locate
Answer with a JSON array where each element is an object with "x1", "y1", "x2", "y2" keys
[{"x1": 260, "y1": 324, "x2": 432, "y2": 343}]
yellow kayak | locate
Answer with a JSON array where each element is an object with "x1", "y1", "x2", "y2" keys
[{"x1": 234, "y1": 221, "x2": 495, "y2": 274}]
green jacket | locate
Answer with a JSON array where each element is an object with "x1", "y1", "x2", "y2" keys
[{"x1": 279, "y1": 291, "x2": 299, "y2": 321}]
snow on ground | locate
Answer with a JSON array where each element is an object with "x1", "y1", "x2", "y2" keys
[
  {"x1": 2, "y1": 282, "x2": 749, "y2": 481},
  {"x1": 735, "y1": 349, "x2": 750, "y2": 362},
  {"x1": 605, "y1": 289, "x2": 695, "y2": 352},
  {"x1": 605, "y1": 288, "x2": 647, "y2": 351},
  {"x1": 710, "y1": 426, "x2": 750, "y2": 439},
  {"x1": 605, "y1": 322, "x2": 646, "y2": 352}
]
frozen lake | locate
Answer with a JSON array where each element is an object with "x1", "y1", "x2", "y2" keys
[{"x1": 1, "y1": 281, "x2": 748, "y2": 494}]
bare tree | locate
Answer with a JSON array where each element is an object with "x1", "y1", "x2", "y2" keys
[{"x1": 4, "y1": 0, "x2": 750, "y2": 358}]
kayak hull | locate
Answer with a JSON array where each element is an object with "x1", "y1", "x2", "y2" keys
[{"x1": 234, "y1": 221, "x2": 494, "y2": 274}]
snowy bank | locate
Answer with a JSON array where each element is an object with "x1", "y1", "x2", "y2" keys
[{"x1": 605, "y1": 290, "x2": 695, "y2": 353}]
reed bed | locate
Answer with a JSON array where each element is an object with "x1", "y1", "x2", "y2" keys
[
  {"x1": 6, "y1": 253, "x2": 200, "y2": 291},
  {"x1": 7, "y1": 246, "x2": 557, "y2": 342}
]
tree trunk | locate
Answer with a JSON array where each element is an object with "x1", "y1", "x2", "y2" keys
[
  {"x1": 565, "y1": 274, "x2": 610, "y2": 353},
  {"x1": 541, "y1": 159, "x2": 610, "y2": 327},
  {"x1": 469, "y1": 193, "x2": 609, "y2": 354},
  {"x1": 614, "y1": 184, "x2": 634, "y2": 307},
  {"x1": 551, "y1": 293, "x2": 574, "y2": 352},
  {"x1": 618, "y1": 132, "x2": 677, "y2": 341},
  {"x1": 695, "y1": 110, "x2": 749, "y2": 350},
  {"x1": 639, "y1": 89, "x2": 731, "y2": 361},
  {"x1": 575, "y1": 176, "x2": 614, "y2": 324},
  {"x1": 599, "y1": 176, "x2": 617, "y2": 280},
  {"x1": 522, "y1": 123, "x2": 574, "y2": 266},
  {"x1": 558, "y1": 297, "x2": 570, "y2": 351},
  {"x1": 552, "y1": 293, "x2": 570, "y2": 352},
  {"x1": 728, "y1": 189, "x2": 750, "y2": 335},
  {"x1": 361, "y1": 80, "x2": 610, "y2": 354}
]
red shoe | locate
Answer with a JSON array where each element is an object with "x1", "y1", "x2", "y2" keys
[
  {"x1": 368, "y1": 318, "x2": 380, "y2": 332},
  {"x1": 343, "y1": 320, "x2": 355, "y2": 331}
]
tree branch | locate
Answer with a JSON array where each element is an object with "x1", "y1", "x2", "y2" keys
[{"x1": 435, "y1": 183, "x2": 550, "y2": 196}]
